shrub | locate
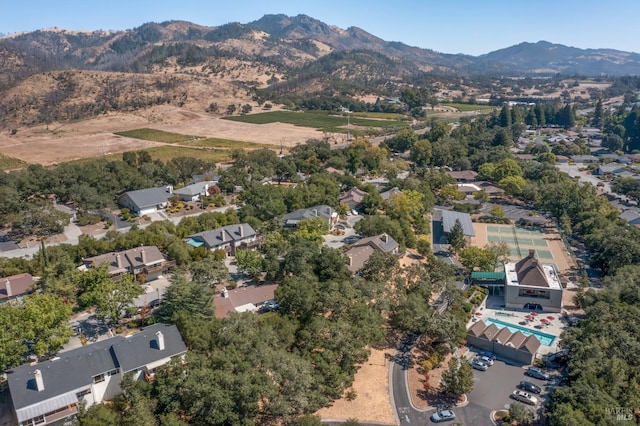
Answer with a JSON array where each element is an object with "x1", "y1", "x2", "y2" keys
[
  {"x1": 344, "y1": 389, "x2": 357, "y2": 401},
  {"x1": 421, "y1": 360, "x2": 433, "y2": 372}
]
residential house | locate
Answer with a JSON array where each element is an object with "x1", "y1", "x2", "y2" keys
[
  {"x1": 456, "y1": 181, "x2": 504, "y2": 199},
  {"x1": 281, "y1": 205, "x2": 338, "y2": 229},
  {"x1": 117, "y1": 186, "x2": 174, "y2": 216},
  {"x1": 0, "y1": 273, "x2": 35, "y2": 304},
  {"x1": 345, "y1": 233, "x2": 399, "y2": 273},
  {"x1": 570, "y1": 155, "x2": 599, "y2": 164},
  {"x1": 339, "y1": 187, "x2": 368, "y2": 210},
  {"x1": 619, "y1": 209, "x2": 640, "y2": 227},
  {"x1": 172, "y1": 181, "x2": 218, "y2": 202},
  {"x1": 214, "y1": 283, "x2": 278, "y2": 318},
  {"x1": 446, "y1": 170, "x2": 478, "y2": 183},
  {"x1": 8, "y1": 324, "x2": 187, "y2": 426},
  {"x1": 185, "y1": 223, "x2": 259, "y2": 256},
  {"x1": 82, "y1": 246, "x2": 174, "y2": 282},
  {"x1": 594, "y1": 163, "x2": 627, "y2": 176},
  {"x1": 188, "y1": 173, "x2": 220, "y2": 186},
  {"x1": 380, "y1": 187, "x2": 401, "y2": 202},
  {"x1": 503, "y1": 250, "x2": 563, "y2": 313},
  {"x1": 514, "y1": 154, "x2": 535, "y2": 162},
  {"x1": 555, "y1": 155, "x2": 569, "y2": 163},
  {"x1": 466, "y1": 319, "x2": 541, "y2": 365}
]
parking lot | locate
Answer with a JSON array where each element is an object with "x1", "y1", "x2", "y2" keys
[{"x1": 464, "y1": 350, "x2": 554, "y2": 422}]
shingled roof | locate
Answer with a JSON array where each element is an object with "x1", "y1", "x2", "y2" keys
[{"x1": 515, "y1": 250, "x2": 549, "y2": 288}]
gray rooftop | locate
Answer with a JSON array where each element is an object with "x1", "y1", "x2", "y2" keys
[
  {"x1": 119, "y1": 186, "x2": 173, "y2": 210},
  {"x1": 173, "y1": 181, "x2": 215, "y2": 197},
  {"x1": 281, "y1": 205, "x2": 335, "y2": 226},
  {"x1": 439, "y1": 209, "x2": 475, "y2": 236},
  {"x1": 8, "y1": 324, "x2": 186, "y2": 417},
  {"x1": 187, "y1": 223, "x2": 257, "y2": 249}
]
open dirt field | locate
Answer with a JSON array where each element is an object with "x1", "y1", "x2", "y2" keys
[
  {"x1": 315, "y1": 348, "x2": 395, "y2": 425},
  {"x1": 0, "y1": 105, "x2": 323, "y2": 166}
]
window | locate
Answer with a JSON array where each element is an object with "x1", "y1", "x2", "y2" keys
[
  {"x1": 107, "y1": 368, "x2": 120, "y2": 376},
  {"x1": 92, "y1": 374, "x2": 105, "y2": 384},
  {"x1": 76, "y1": 389, "x2": 91, "y2": 400},
  {"x1": 518, "y1": 289, "x2": 550, "y2": 299}
]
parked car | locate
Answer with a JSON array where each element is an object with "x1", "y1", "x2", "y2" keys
[
  {"x1": 478, "y1": 355, "x2": 494, "y2": 366},
  {"x1": 525, "y1": 367, "x2": 550, "y2": 380},
  {"x1": 470, "y1": 360, "x2": 488, "y2": 371},
  {"x1": 481, "y1": 351, "x2": 497, "y2": 360},
  {"x1": 430, "y1": 409, "x2": 456, "y2": 423},
  {"x1": 519, "y1": 381, "x2": 542, "y2": 394},
  {"x1": 512, "y1": 390, "x2": 538, "y2": 405}
]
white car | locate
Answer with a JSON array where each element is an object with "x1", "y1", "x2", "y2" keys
[
  {"x1": 478, "y1": 355, "x2": 494, "y2": 366},
  {"x1": 512, "y1": 390, "x2": 538, "y2": 405},
  {"x1": 430, "y1": 409, "x2": 456, "y2": 423}
]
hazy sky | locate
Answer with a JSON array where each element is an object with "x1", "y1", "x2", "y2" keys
[{"x1": 2, "y1": 0, "x2": 638, "y2": 56}]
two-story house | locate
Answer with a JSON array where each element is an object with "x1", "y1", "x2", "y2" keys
[
  {"x1": 8, "y1": 324, "x2": 187, "y2": 426},
  {"x1": 82, "y1": 246, "x2": 174, "y2": 282},
  {"x1": 185, "y1": 223, "x2": 259, "y2": 256}
]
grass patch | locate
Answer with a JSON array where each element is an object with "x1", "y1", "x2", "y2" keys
[
  {"x1": 0, "y1": 154, "x2": 28, "y2": 170},
  {"x1": 443, "y1": 103, "x2": 495, "y2": 112},
  {"x1": 223, "y1": 110, "x2": 408, "y2": 133},
  {"x1": 350, "y1": 112, "x2": 409, "y2": 120},
  {"x1": 64, "y1": 146, "x2": 232, "y2": 166},
  {"x1": 183, "y1": 138, "x2": 278, "y2": 150},
  {"x1": 115, "y1": 128, "x2": 202, "y2": 143},
  {"x1": 140, "y1": 146, "x2": 231, "y2": 163}
]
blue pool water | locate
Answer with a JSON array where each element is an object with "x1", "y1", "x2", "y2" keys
[{"x1": 485, "y1": 318, "x2": 556, "y2": 346}]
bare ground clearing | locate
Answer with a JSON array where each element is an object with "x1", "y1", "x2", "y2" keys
[
  {"x1": 0, "y1": 105, "x2": 322, "y2": 166},
  {"x1": 315, "y1": 348, "x2": 395, "y2": 425}
]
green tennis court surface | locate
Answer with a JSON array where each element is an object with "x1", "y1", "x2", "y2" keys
[
  {"x1": 487, "y1": 225, "x2": 514, "y2": 234},
  {"x1": 485, "y1": 225, "x2": 554, "y2": 261}
]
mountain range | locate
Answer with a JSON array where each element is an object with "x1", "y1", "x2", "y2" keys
[
  {"x1": 2, "y1": 13, "x2": 639, "y2": 81},
  {"x1": 0, "y1": 14, "x2": 638, "y2": 127}
]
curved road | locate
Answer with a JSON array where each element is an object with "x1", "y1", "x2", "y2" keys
[{"x1": 390, "y1": 347, "x2": 493, "y2": 426}]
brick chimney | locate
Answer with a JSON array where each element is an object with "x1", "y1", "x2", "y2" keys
[
  {"x1": 5, "y1": 280, "x2": 11, "y2": 297},
  {"x1": 156, "y1": 331, "x2": 165, "y2": 351},
  {"x1": 34, "y1": 369, "x2": 44, "y2": 391},
  {"x1": 140, "y1": 249, "x2": 147, "y2": 264}
]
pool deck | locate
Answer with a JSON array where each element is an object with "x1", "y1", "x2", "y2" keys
[{"x1": 468, "y1": 301, "x2": 567, "y2": 356}]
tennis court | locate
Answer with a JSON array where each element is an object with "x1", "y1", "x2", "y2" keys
[
  {"x1": 472, "y1": 222, "x2": 575, "y2": 273},
  {"x1": 485, "y1": 225, "x2": 552, "y2": 260}
]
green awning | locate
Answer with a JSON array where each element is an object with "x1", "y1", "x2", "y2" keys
[{"x1": 471, "y1": 272, "x2": 505, "y2": 280}]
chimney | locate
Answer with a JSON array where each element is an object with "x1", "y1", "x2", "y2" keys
[
  {"x1": 347, "y1": 255, "x2": 352, "y2": 266},
  {"x1": 222, "y1": 288, "x2": 229, "y2": 298},
  {"x1": 204, "y1": 183, "x2": 209, "y2": 195},
  {"x1": 156, "y1": 331, "x2": 165, "y2": 351},
  {"x1": 140, "y1": 249, "x2": 147, "y2": 264},
  {"x1": 529, "y1": 249, "x2": 536, "y2": 258},
  {"x1": 312, "y1": 209, "x2": 318, "y2": 217},
  {"x1": 116, "y1": 254, "x2": 123, "y2": 269},
  {"x1": 238, "y1": 225, "x2": 243, "y2": 238},
  {"x1": 166, "y1": 185, "x2": 173, "y2": 194},
  {"x1": 5, "y1": 280, "x2": 11, "y2": 297},
  {"x1": 381, "y1": 233, "x2": 388, "y2": 243},
  {"x1": 34, "y1": 369, "x2": 44, "y2": 391},
  {"x1": 221, "y1": 231, "x2": 226, "y2": 242}
]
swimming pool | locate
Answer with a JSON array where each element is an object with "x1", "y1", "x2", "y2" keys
[{"x1": 485, "y1": 318, "x2": 556, "y2": 346}]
